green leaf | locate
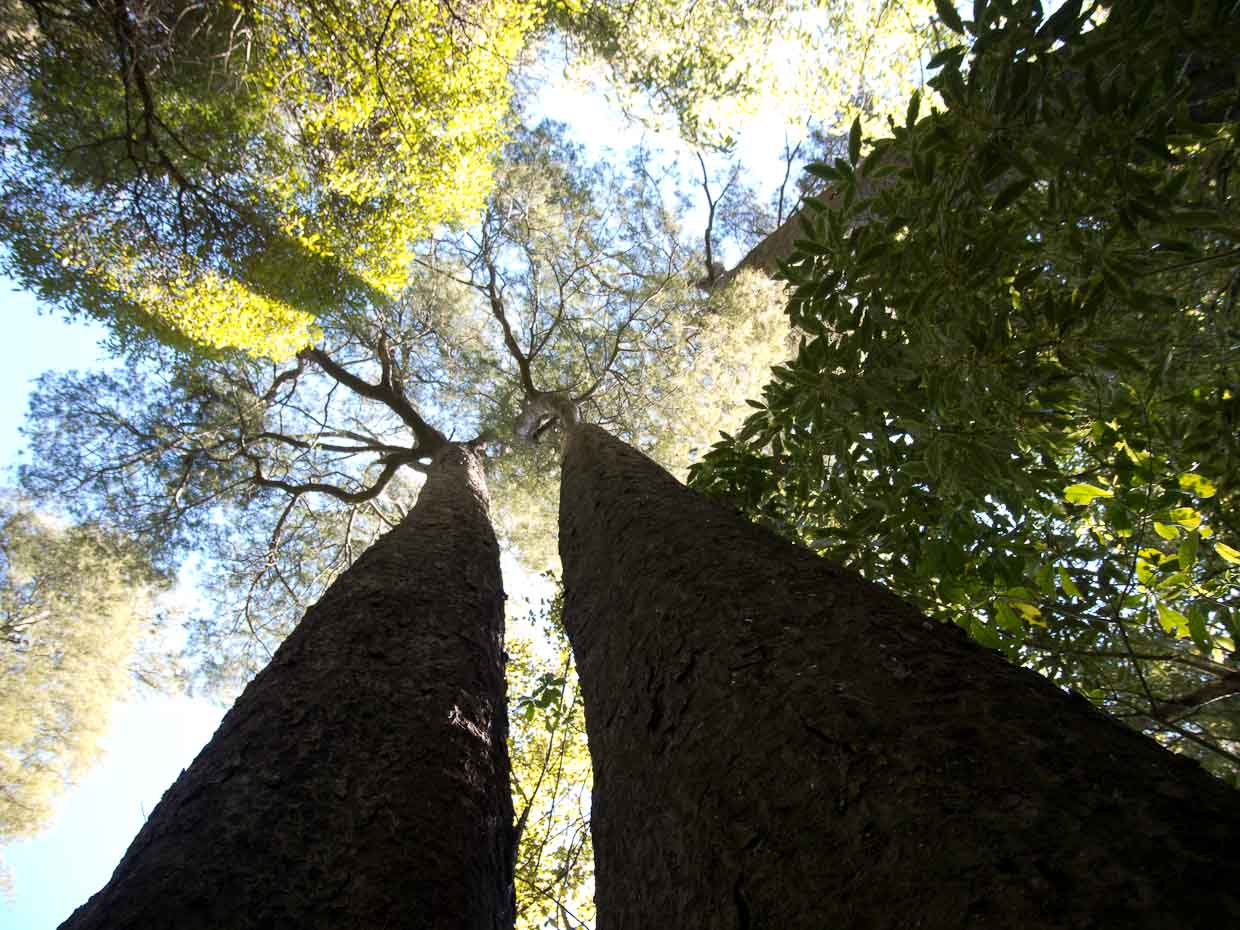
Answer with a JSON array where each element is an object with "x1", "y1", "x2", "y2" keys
[
  {"x1": 1038, "y1": 0, "x2": 1083, "y2": 42},
  {"x1": 1011, "y1": 601, "x2": 1042, "y2": 624},
  {"x1": 1156, "y1": 602, "x2": 1190, "y2": 639},
  {"x1": 991, "y1": 177, "x2": 1033, "y2": 212},
  {"x1": 935, "y1": 0, "x2": 965, "y2": 34},
  {"x1": 1178, "y1": 532, "x2": 1199, "y2": 570},
  {"x1": 1057, "y1": 566, "x2": 1082, "y2": 598},
  {"x1": 1064, "y1": 483, "x2": 1112, "y2": 504},
  {"x1": 995, "y1": 600, "x2": 1022, "y2": 633},
  {"x1": 849, "y1": 116, "x2": 862, "y2": 167},
  {"x1": 1178, "y1": 472, "x2": 1217, "y2": 498},
  {"x1": 1035, "y1": 563, "x2": 1055, "y2": 595},
  {"x1": 804, "y1": 161, "x2": 839, "y2": 182},
  {"x1": 1215, "y1": 542, "x2": 1240, "y2": 565},
  {"x1": 926, "y1": 45, "x2": 966, "y2": 71},
  {"x1": 1157, "y1": 571, "x2": 1191, "y2": 593},
  {"x1": 971, "y1": 617, "x2": 1002, "y2": 649},
  {"x1": 1153, "y1": 522, "x2": 1180, "y2": 541},
  {"x1": 1165, "y1": 507, "x2": 1201, "y2": 530},
  {"x1": 906, "y1": 90, "x2": 921, "y2": 129},
  {"x1": 1187, "y1": 604, "x2": 1210, "y2": 651}
]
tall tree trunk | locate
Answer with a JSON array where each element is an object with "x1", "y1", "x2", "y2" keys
[
  {"x1": 61, "y1": 445, "x2": 514, "y2": 930},
  {"x1": 559, "y1": 423, "x2": 1240, "y2": 929}
]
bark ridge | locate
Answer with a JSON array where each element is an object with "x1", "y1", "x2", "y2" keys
[
  {"x1": 559, "y1": 423, "x2": 1240, "y2": 930},
  {"x1": 60, "y1": 445, "x2": 514, "y2": 930}
]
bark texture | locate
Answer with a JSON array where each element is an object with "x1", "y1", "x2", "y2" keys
[
  {"x1": 711, "y1": 160, "x2": 896, "y2": 292},
  {"x1": 559, "y1": 424, "x2": 1240, "y2": 930},
  {"x1": 711, "y1": 199, "x2": 806, "y2": 290},
  {"x1": 61, "y1": 445, "x2": 513, "y2": 930}
]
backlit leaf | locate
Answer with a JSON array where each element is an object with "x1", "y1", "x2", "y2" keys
[{"x1": 1064, "y1": 483, "x2": 1112, "y2": 504}]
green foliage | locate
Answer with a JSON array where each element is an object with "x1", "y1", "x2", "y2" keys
[
  {"x1": 507, "y1": 581, "x2": 593, "y2": 929},
  {"x1": 400, "y1": 123, "x2": 793, "y2": 569},
  {"x1": 481, "y1": 267, "x2": 793, "y2": 571},
  {"x1": 0, "y1": 0, "x2": 536, "y2": 357},
  {"x1": 639, "y1": 269, "x2": 795, "y2": 478},
  {"x1": 692, "y1": 0, "x2": 1240, "y2": 777},
  {"x1": 19, "y1": 341, "x2": 429, "y2": 690},
  {"x1": 0, "y1": 500, "x2": 175, "y2": 867},
  {"x1": 551, "y1": 0, "x2": 943, "y2": 146},
  {"x1": 15, "y1": 120, "x2": 797, "y2": 685}
]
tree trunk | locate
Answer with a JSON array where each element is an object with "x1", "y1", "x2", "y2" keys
[
  {"x1": 60, "y1": 444, "x2": 514, "y2": 930},
  {"x1": 558, "y1": 423, "x2": 1240, "y2": 929}
]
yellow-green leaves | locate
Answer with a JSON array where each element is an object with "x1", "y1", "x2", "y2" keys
[
  {"x1": 1155, "y1": 602, "x2": 1186, "y2": 636},
  {"x1": 1164, "y1": 507, "x2": 1202, "y2": 531},
  {"x1": 1153, "y1": 521, "x2": 1181, "y2": 540},
  {"x1": 1, "y1": 0, "x2": 539, "y2": 357},
  {"x1": 557, "y1": 0, "x2": 941, "y2": 145},
  {"x1": 994, "y1": 599, "x2": 1022, "y2": 633},
  {"x1": 1179, "y1": 472, "x2": 1218, "y2": 498},
  {"x1": 643, "y1": 270, "x2": 795, "y2": 480},
  {"x1": 1215, "y1": 542, "x2": 1240, "y2": 566},
  {"x1": 1064, "y1": 483, "x2": 1113, "y2": 504},
  {"x1": 0, "y1": 504, "x2": 174, "y2": 852},
  {"x1": 507, "y1": 591, "x2": 594, "y2": 929},
  {"x1": 995, "y1": 597, "x2": 1041, "y2": 636},
  {"x1": 257, "y1": 0, "x2": 539, "y2": 304},
  {"x1": 109, "y1": 263, "x2": 321, "y2": 360}
]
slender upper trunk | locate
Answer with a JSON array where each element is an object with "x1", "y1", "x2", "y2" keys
[
  {"x1": 559, "y1": 424, "x2": 1240, "y2": 929},
  {"x1": 61, "y1": 444, "x2": 514, "y2": 930}
]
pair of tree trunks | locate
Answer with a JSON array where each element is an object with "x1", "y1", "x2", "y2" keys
[
  {"x1": 59, "y1": 444, "x2": 514, "y2": 930},
  {"x1": 62, "y1": 427, "x2": 1240, "y2": 928}
]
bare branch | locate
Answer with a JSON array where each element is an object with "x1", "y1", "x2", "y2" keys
[
  {"x1": 250, "y1": 454, "x2": 414, "y2": 505},
  {"x1": 1159, "y1": 670, "x2": 1240, "y2": 722},
  {"x1": 299, "y1": 346, "x2": 447, "y2": 453},
  {"x1": 484, "y1": 259, "x2": 538, "y2": 397}
]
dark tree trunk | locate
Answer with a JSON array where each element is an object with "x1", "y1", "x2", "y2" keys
[
  {"x1": 61, "y1": 445, "x2": 514, "y2": 930},
  {"x1": 558, "y1": 424, "x2": 1240, "y2": 930}
]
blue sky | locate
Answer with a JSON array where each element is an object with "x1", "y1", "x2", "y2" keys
[
  {"x1": 0, "y1": 285, "x2": 230, "y2": 928},
  {"x1": 0, "y1": 289, "x2": 108, "y2": 470},
  {"x1": 2, "y1": 694, "x2": 225, "y2": 928}
]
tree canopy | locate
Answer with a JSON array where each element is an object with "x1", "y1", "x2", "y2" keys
[
  {"x1": 0, "y1": 0, "x2": 536, "y2": 356},
  {"x1": 7, "y1": 0, "x2": 1240, "y2": 919},
  {"x1": 0, "y1": 500, "x2": 174, "y2": 889},
  {"x1": 550, "y1": 0, "x2": 944, "y2": 146},
  {"x1": 17, "y1": 121, "x2": 792, "y2": 685},
  {"x1": 691, "y1": 0, "x2": 1240, "y2": 779},
  {"x1": 0, "y1": 0, "x2": 940, "y2": 358}
]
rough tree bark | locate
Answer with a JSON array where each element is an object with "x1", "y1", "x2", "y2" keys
[
  {"x1": 559, "y1": 423, "x2": 1240, "y2": 929},
  {"x1": 60, "y1": 444, "x2": 514, "y2": 930}
]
